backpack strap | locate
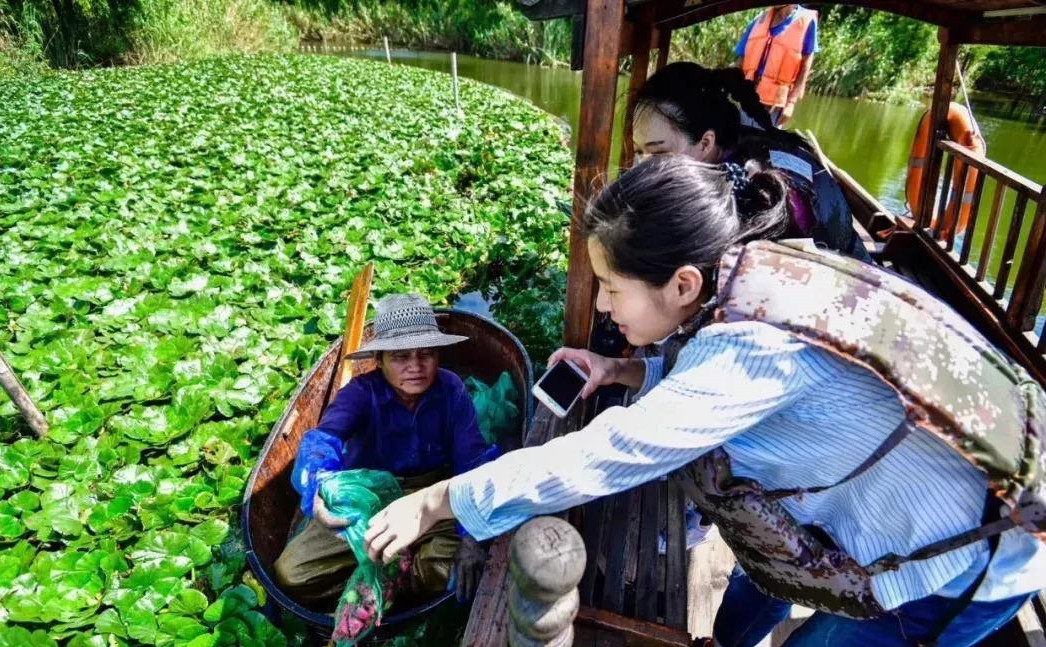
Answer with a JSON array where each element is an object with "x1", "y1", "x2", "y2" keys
[
  {"x1": 916, "y1": 493, "x2": 1005, "y2": 647},
  {"x1": 763, "y1": 420, "x2": 911, "y2": 501}
]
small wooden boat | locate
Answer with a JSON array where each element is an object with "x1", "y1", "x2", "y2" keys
[{"x1": 242, "y1": 308, "x2": 534, "y2": 641}]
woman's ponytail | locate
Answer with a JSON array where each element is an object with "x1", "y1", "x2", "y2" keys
[
  {"x1": 711, "y1": 67, "x2": 777, "y2": 133},
  {"x1": 727, "y1": 164, "x2": 791, "y2": 243}
]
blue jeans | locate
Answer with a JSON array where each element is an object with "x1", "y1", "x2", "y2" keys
[{"x1": 713, "y1": 566, "x2": 1032, "y2": 647}]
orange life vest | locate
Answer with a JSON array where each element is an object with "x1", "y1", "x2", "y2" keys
[
  {"x1": 905, "y1": 102, "x2": 986, "y2": 237},
  {"x1": 742, "y1": 7, "x2": 817, "y2": 108}
]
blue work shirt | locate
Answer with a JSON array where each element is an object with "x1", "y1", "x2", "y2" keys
[
  {"x1": 735, "y1": 6, "x2": 819, "y2": 76},
  {"x1": 292, "y1": 368, "x2": 496, "y2": 521}
]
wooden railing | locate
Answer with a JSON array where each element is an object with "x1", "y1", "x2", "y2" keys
[{"x1": 917, "y1": 140, "x2": 1046, "y2": 345}]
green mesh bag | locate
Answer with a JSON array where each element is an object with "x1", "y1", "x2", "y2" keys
[
  {"x1": 321, "y1": 470, "x2": 410, "y2": 646},
  {"x1": 465, "y1": 371, "x2": 520, "y2": 445}
]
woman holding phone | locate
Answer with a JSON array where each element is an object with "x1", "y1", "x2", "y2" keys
[{"x1": 362, "y1": 155, "x2": 1044, "y2": 646}]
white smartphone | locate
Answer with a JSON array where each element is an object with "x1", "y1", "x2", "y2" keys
[{"x1": 532, "y1": 360, "x2": 587, "y2": 418}]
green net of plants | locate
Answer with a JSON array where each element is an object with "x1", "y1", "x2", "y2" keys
[{"x1": 319, "y1": 470, "x2": 410, "y2": 646}]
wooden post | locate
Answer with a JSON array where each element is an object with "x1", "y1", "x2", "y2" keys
[
  {"x1": 0, "y1": 351, "x2": 48, "y2": 438},
  {"x1": 507, "y1": 517, "x2": 586, "y2": 647},
  {"x1": 654, "y1": 26, "x2": 671, "y2": 70},
  {"x1": 1008, "y1": 186, "x2": 1046, "y2": 332},
  {"x1": 565, "y1": 0, "x2": 625, "y2": 350},
  {"x1": 384, "y1": 36, "x2": 392, "y2": 65},
  {"x1": 618, "y1": 4, "x2": 655, "y2": 171},
  {"x1": 916, "y1": 27, "x2": 958, "y2": 229},
  {"x1": 452, "y1": 52, "x2": 462, "y2": 114}
]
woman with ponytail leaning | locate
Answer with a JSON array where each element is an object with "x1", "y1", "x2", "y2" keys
[
  {"x1": 363, "y1": 156, "x2": 1044, "y2": 646},
  {"x1": 632, "y1": 61, "x2": 869, "y2": 262}
]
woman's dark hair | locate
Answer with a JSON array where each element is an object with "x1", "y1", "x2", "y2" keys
[
  {"x1": 584, "y1": 155, "x2": 789, "y2": 287},
  {"x1": 633, "y1": 62, "x2": 810, "y2": 154}
]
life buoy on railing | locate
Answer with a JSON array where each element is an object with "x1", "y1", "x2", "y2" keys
[{"x1": 906, "y1": 102, "x2": 986, "y2": 236}]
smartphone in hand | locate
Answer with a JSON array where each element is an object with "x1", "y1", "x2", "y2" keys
[{"x1": 532, "y1": 360, "x2": 587, "y2": 418}]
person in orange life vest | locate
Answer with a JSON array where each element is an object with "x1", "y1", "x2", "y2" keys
[{"x1": 735, "y1": 5, "x2": 818, "y2": 126}]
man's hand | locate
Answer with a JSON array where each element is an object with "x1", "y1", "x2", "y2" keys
[
  {"x1": 779, "y1": 101, "x2": 796, "y2": 127},
  {"x1": 365, "y1": 480, "x2": 454, "y2": 564},
  {"x1": 450, "y1": 536, "x2": 487, "y2": 603},
  {"x1": 313, "y1": 491, "x2": 351, "y2": 530}
]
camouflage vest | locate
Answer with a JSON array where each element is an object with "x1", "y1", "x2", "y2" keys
[{"x1": 672, "y1": 240, "x2": 1046, "y2": 619}]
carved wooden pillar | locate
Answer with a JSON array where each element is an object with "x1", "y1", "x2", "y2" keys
[
  {"x1": 507, "y1": 517, "x2": 587, "y2": 647},
  {"x1": 916, "y1": 27, "x2": 958, "y2": 229},
  {"x1": 564, "y1": 0, "x2": 624, "y2": 350}
]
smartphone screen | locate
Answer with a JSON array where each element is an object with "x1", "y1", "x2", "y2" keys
[{"x1": 536, "y1": 361, "x2": 586, "y2": 412}]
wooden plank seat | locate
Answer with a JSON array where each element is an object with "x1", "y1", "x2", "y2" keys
[
  {"x1": 462, "y1": 404, "x2": 693, "y2": 647},
  {"x1": 572, "y1": 481, "x2": 691, "y2": 647}
]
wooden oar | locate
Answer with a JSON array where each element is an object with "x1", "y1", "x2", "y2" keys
[
  {"x1": 0, "y1": 349, "x2": 48, "y2": 438},
  {"x1": 801, "y1": 129, "x2": 835, "y2": 180},
  {"x1": 328, "y1": 262, "x2": 375, "y2": 406}
]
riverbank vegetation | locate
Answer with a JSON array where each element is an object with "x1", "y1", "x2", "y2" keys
[
  {"x1": 0, "y1": 53, "x2": 571, "y2": 645},
  {"x1": 3, "y1": 0, "x2": 1045, "y2": 105}
]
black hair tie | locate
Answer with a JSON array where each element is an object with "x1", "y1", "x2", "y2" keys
[{"x1": 722, "y1": 161, "x2": 750, "y2": 198}]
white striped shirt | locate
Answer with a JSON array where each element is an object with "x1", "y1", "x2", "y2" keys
[{"x1": 448, "y1": 321, "x2": 1045, "y2": 610}]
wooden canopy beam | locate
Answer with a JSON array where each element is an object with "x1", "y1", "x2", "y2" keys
[
  {"x1": 565, "y1": 0, "x2": 625, "y2": 349},
  {"x1": 952, "y1": 15, "x2": 1046, "y2": 46},
  {"x1": 653, "y1": 0, "x2": 961, "y2": 32},
  {"x1": 915, "y1": 27, "x2": 959, "y2": 229}
]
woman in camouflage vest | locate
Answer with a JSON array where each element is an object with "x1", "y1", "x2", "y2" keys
[{"x1": 363, "y1": 156, "x2": 1044, "y2": 647}]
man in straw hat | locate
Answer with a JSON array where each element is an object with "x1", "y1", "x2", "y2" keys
[{"x1": 274, "y1": 294, "x2": 496, "y2": 607}]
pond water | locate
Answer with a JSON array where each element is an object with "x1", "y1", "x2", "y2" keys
[{"x1": 347, "y1": 49, "x2": 1044, "y2": 217}]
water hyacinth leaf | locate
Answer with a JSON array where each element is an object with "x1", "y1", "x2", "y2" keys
[
  {"x1": 0, "y1": 627, "x2": 58, "y2": 647},
  {"x1": 67, "y1": 633, "x2": 127, "y2": 647},
  {"x1": 0, "y1": 508, "x2": 24, "y2": 539},
  {"x1": 7, "y1": 490, "x2": 40, "y2": 514},
  {"x1": 95, "y1": 608, "x2": 128, "y2": 638},
  {"x1": 189, "y1": 518, "x2": 230, "y2": 547},
  {"x1": 156, "y1": 613, "x2": 209, "y2": 642},
  {"x1": 129, "y1": 530, "x2": 213, "y2": 578},
  {"x1": 241, "y1": 610, "x2": 286, "y2": 647},
  {"x1": 202, "y1": 596, "x2": 250, "y2": 625},
  {"x1": 218, "y1": 583, "x2": 259, "y2": 609},
  {"x1": 185, "y1": 633, "x2": 221, "y2": 647}
]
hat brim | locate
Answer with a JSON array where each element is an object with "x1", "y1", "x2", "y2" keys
[{"x1": 346, "y1": 331, "x2": 469, "y2": 359}]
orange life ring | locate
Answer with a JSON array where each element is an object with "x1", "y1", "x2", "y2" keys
[{"x1": 905, "y1": 102, "x2": 986, "y2": 236}]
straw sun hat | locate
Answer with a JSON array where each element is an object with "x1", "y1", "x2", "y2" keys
[{"x1": 347, "y1": 293, "x2": 468, "y2": 359}]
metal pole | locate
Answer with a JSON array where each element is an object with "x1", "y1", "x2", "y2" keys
[
  {"x1": 0, "y1": 350, "x2": 48, "y2": 438},
  {"x1": 451, "y1": 52, "x2": 461, "y2": 113},
  {"x1": 384, "y1": 36, "x2": 392, "y2": 65}
]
